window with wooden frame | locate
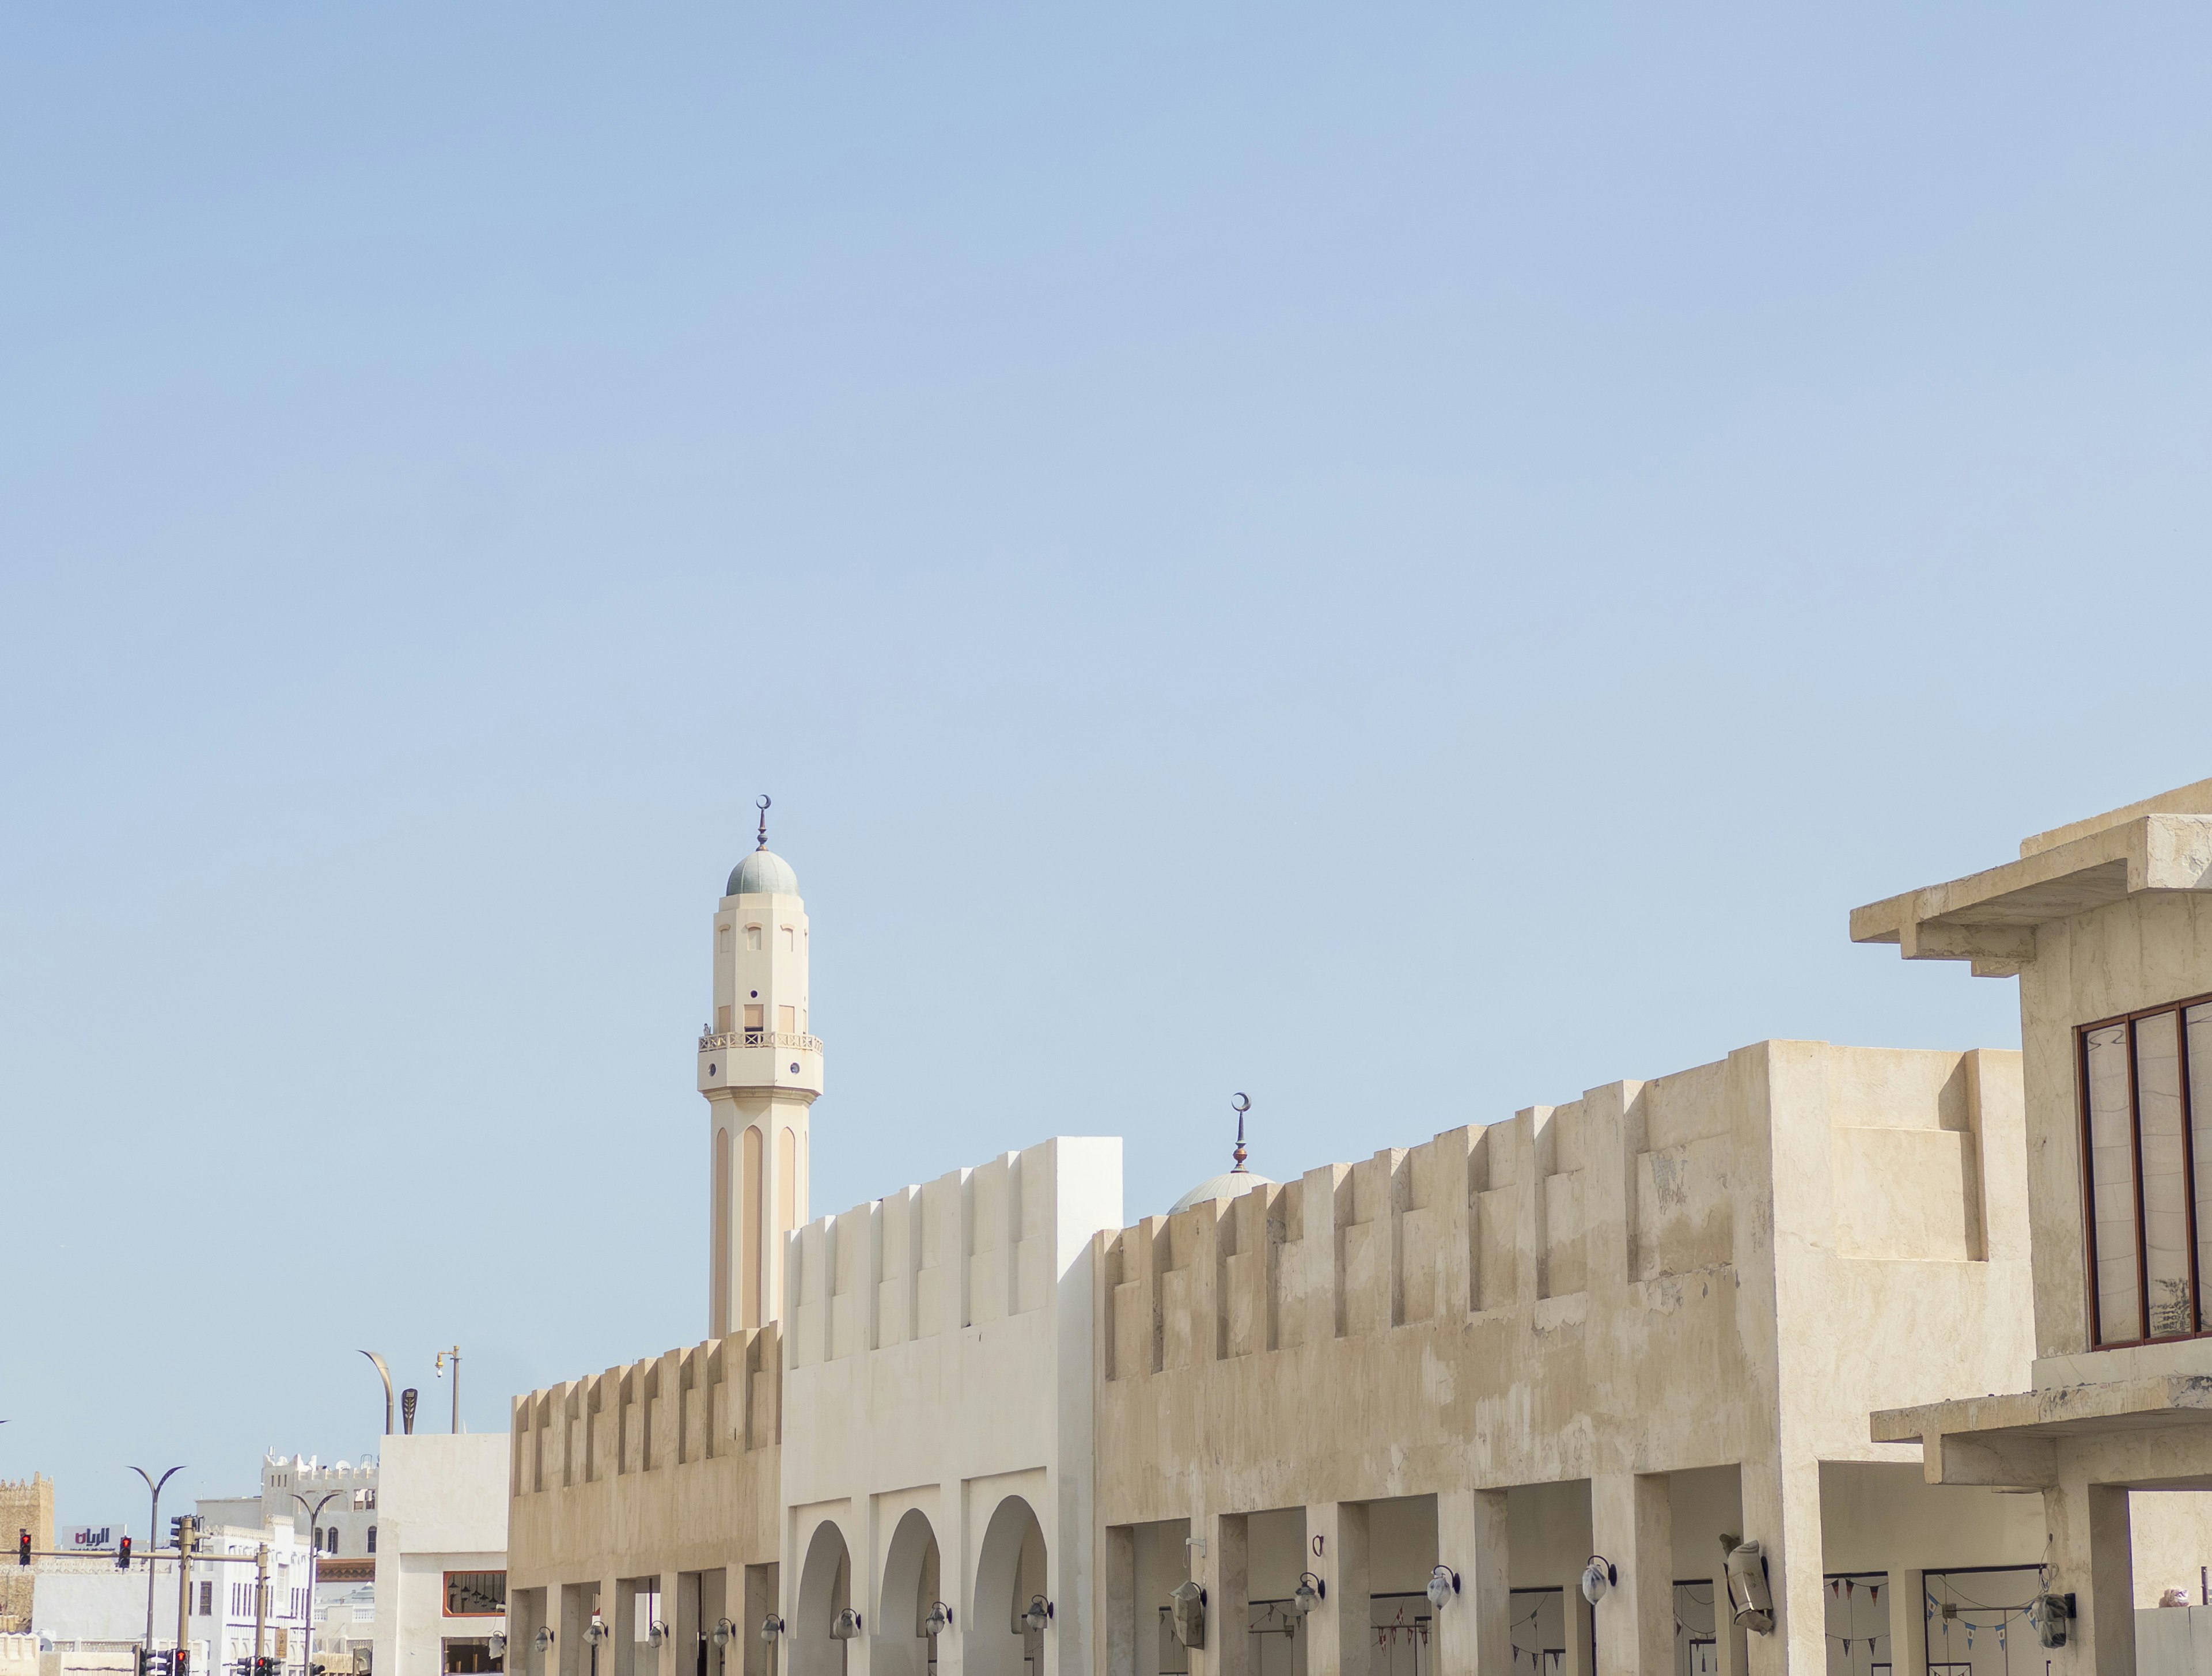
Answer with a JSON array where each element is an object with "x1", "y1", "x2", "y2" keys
[
  {"x1": 444, "y1": 1571, "x2": 508, "y2": 1616},
  {"x1": 2079, "y1": 993, "x2": 2212, "y2": 1347}
]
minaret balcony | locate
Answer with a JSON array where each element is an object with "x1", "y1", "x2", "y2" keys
[
  {"x1": 697, "y1": 1029, "x2": 823, "y2": 1055},
  {"x1": 696, "y1": 1029, "x2": 825, "y2": 1097}
]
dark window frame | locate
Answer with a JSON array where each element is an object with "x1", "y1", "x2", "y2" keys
[{"x1": 2077, "y1": 989, "x2": 2212, "y2": 1349}]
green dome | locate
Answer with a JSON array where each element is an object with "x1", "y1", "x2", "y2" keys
[{"x1": 726, "y1": 848, "x2": 799, "y2": 897}]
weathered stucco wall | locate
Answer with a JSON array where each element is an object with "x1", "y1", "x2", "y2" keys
[
  {"x1": 1093, "y1": 1039, "x2": 2034, "y2": 1673},
  {"x1": 2018, "y1": 890, "x2": 2212, "y2": 1364},
  {"x1": 507, "y1": 1328, "x2": 781, "y2": 1598}
]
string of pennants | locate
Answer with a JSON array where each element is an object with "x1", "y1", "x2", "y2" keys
[{"x1": 1824, "y1": 1575, "x2": 1885, "y2": 1659}]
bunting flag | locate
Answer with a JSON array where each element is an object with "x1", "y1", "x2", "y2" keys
[{"x1": 1870, "y1": 1584, "x2": 1880, "y2": 1603}]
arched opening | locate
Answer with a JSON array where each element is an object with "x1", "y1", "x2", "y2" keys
[
  {"x1": 876, "y1": 1510, "x2": 941, "y2": 1676},
  {"x1": 971, "y1": 1497, "x2": 1047, "y2": 1676},
  {"x1": 793, "y1": 1519, "x2": 853, "y2": 1676}
]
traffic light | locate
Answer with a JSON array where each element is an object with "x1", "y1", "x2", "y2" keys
[
  {"x1": 16, "y1": 1529, "x2": 26, "y2": 1566},
  {"x1": 170, "y1": 1516, "x2": 190, "y2": 1549},
  {"x1": 117, "y1": 1535, "x2": 133, "y2": 1569}
]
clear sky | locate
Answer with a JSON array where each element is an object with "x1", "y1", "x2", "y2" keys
[{"x1": 3, "y1": 5, "x2": 2208, "y2": 1532}]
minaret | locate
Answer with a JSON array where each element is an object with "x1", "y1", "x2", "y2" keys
[{"x1": 700, "y1": 797, "x2": 823, "y2": 1337}]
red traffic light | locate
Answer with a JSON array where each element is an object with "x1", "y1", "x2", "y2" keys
[
  {"x1": 116, "y1": 1536, "x2": 133, "y2": 1569},
  {"x1": 16, "y1": 1530, "x2": 27, "y2": 1566}
]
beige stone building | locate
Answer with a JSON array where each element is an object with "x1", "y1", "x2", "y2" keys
[
  {"x1": 510, "y1": 784, "x2": 2212, "y2": 1675},
  {"x1": 1858, "y1": 779, "x2": 2212, "y2": 1671}
]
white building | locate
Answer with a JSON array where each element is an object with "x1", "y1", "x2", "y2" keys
[
  {"x1": 198, "y1": 1457, "x2": 380, "y2": 1565},
  {"x1": 185, "y1": 1520, "x2": 318, "y2": 1676},
  {"x1": 368, "y1": 1436, "x2": 508, "y2": 1676}
]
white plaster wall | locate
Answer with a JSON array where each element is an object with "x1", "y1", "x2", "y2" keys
[
  {"x1": 779, "y1": 1136, "x2": 1121, "y2": 1676},
  {"x1": 370, "y1": 1436, "x2": 510, "y2": 1676}
]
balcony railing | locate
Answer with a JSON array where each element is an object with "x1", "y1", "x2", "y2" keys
[{"x1": 698, "y1": 1030, "x2": 824, "y2": 1055}]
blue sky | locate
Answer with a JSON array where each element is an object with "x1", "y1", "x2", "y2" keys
[{"x1": 3, "y1": 5, "x2": 2208, "y2": 1530}]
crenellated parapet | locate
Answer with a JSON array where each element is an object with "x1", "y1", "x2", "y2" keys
[{"x1": 511, "y1": 1324, "x2": 782, "y2": 1497}]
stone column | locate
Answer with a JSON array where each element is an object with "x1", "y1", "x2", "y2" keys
[
  {"x1": 2085, "y1": 1483, "x2": 2136, "y2": 1673},
  {"x1": 614, "y1": 1579, "x2": 641, "y2": 1676},
  {"x1": 1101, "y1": 1528, "x2": 1134, "y2": 1676},
  {"x1": 738, "y1": 1564, "x2": 775, "y2": 1676},
  {"x1": 1589, "y1": 1473, "x2": 1670, "y2": 1675},
  {"x1": 1301, "y1": 1504, "x2": 1367, "y2": 1676},
  {"x1": 664, "y1": 1571, "x2": 691, "y2": 1676},
  {"x1": 1434, "y1": 1491, "x2": 1509, "y2": 1674},
  {"x1": 1737, "y1": 1454, "x2": 1820, "y2": 1675},
  {"x1": 1885, "y1": 1568, "x2": 1923, "y2": 1676},
  {"x1": 560, "y1": 1583, "x2": 593, "y2": 1676},
  {"x1": 1205, "y1": 1515, "x2": 1249, "y2": 1676}
]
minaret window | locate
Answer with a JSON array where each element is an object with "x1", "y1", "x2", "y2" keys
[
  {"x1": 744, "y1": 1004, "x2": 765, "y2": 1034},
  {"x1": 717, "y1": 924, "x2": 732, "y2": 953},
  {"x1": 782, "y1": 925, "x2": 796, "y2": 951},
  {"x1": 778, "y1": 1005, "x2": 796, "y2": 1034},
  {"x1": 745, "y1": 925, "x2": 763, "y2": 951},
  {"x1": 715, "y1": 1005, "x2": 732, "y2": 1034}
]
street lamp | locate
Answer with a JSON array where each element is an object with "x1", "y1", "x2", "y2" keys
[
  {"x1": 434, "y1": 1347, "x2": 463, "y2": 1435},
  {"x1": 709, "y1": 1617, "x2": 732, "y2": 1676},
  {"x1": 585, "y1": 1610, "x2": 609, "y2": 1676},
  {"x1": 128, "y1": 1465, "x2": 184, "y2": 1670},
  {"x1": 293, "y1": 1493, "x2": 339, "y2": 1676}
]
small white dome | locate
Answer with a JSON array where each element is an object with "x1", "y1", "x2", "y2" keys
[
  {"x1": 727, "y1": 848, "x2": 798, "y2": 896},
  {"x1": 1169, "y1": 1170, "x2": 1275, "y2": 1215}
]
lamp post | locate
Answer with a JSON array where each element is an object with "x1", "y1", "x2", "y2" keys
[
  {"x1": 292, "y1": 1493, "x2": 338, "y2": 1676},
  {"x1": 434, "y1": 1348, "x2": 463, "y2": 1434},
  {"x1": 358, "y1": 1354, "x2": 395, "y2": 1437},
  {"x1": 128, "y1": 1465, "x2": 185, "y2": 1671}
]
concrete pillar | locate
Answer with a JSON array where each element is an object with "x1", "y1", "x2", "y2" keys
[
  {"x1": 1433, "y1": 1491, "x2": 1509, "y2": 1674},
  {"x1": 1885, "y1": 1568, "x2": 1923, "y2": 1676},
  {"x1": 1302, "y1": 1504, "x2": 1367, "y2": 1676},
  {"x1": 613, "y1": 1578, "x2": 640, "y2": 1676},
  {"x1": 1737, "y1": 1454, "x2": 1819, "y2": 1676},
  {"x1": 740, "y1": 1564, "x2": 778, "y2": 1676},
  {"x1": 2085, "y1": 1483, "x2": 2136, "y2": 1674},
  {"x1": 1205, "y1": 1515, "x2": 1248, "y2": 1676},
  {"x1": 665, "y1": 1571, "x2": 691, "y2": 1676},
  {"x1": 1102, "y1": 1528, "x2": 1134, "y2": 1676},
  {"x1": 1589, "y1": 1473, "x2": 1670, "y2": 1675},
  {"x1": 560, "y1": 1583, "x2": 594, "y2": 1676}
]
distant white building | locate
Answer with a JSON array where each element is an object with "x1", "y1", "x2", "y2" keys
[
  {"x1": 187, "y1": 1520, "x2": 318, "y2": 1676},
  {"x1": 198, "y1": 1457, "x2": 381, "y2": 1565}
]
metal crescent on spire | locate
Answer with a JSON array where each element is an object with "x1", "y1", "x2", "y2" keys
[
  {"x1": 1231, "y1": 1092, "x2": 1250, "y2": 1173},
  {"x1": 756, "y1": 794, "x2": 771, "y2": 850}
]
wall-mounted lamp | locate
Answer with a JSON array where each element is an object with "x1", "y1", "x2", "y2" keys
[
  {"x1": 710, "y1": 1619, "x2": 734, "y2": 1651},
  {"x1": 1169, "y1": 1581, "x2": 1206, "y2": 1651},
  {"x1": 757, "y1": 1616, "x2": 785, "y2": 1644},
  {"x1": 1022, "y1": 1597, "x2": 1054, "y2": 1633},
  {"x1": 1580, "y1": 1557, "x2": 1616, "y2": 1606},
  {"x1": 830, "y1": 1608, "x2": 862, "y2": 1640},
  {"x1": 489, "y1": 1636, "x2": 509, "y2": 1662},
  {"x1": 1719, "y1": 1537, "x2": 1773, "y2": 1634},
  {"x1": 585, "y1": 1615, "x2": 609, "y2": 1647},
  {"x1": 1291, "y1": 1573, "x2": 1325, "y2": 1616},
  {"x1": 533, "y1": 1629, "x2": 555, "y2": 1654},
  {"x1": 1425, "y1": 1568, "x2": 1460, "y2": 1611},
  {"x1": 924, "y1": 1602, "x2": 953, "y2": 1637},
  {"x1": 647, "y1": 1622, "x2": 669, "y2": 1650}
]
